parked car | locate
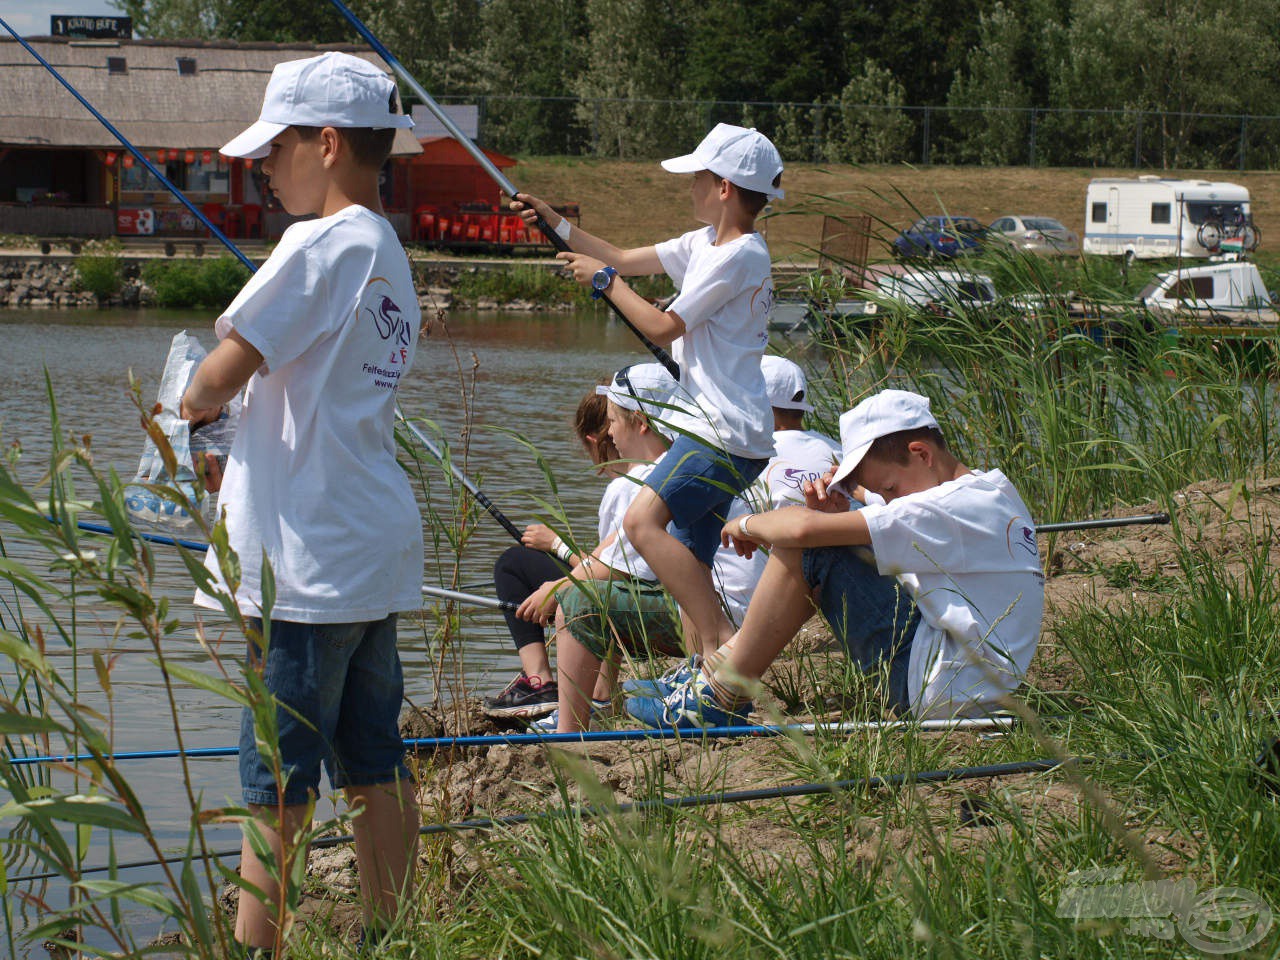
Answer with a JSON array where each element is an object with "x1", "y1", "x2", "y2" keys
[
  {"x1": 871, "y1": 266, "x2": 999, "y2": 312},
  {"x1": 988, "y1": 214, "x2": 1079, "y2": 255},
  {"x1": 890, "y1": 216, "x2": 987, "y2": 260}
]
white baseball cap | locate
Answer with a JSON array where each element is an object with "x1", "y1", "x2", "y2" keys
[
  {"x1": 661, "y1": 123, "x2": 785, "y2": 199},
  {"x1": 761, "y1": 355, "x2": 812, "y2": 412},
  {"x1": 221, "y1": 51, "x2": 414, "y2": 160},
  {"x1": 596, "y1": 363, "x2": 680, "y2": 434},
  {"x1": 828, "y1": 390, "x2": 940, "y2": 494}
]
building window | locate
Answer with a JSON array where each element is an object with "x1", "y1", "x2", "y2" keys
[
  {"x1": 107, "y1": 56, "x2": 127, "y2": 74},
  {"x1": 1091, "y1": 202, "x2": 1107, "y2": 223},
  {"x1": 1151, "y1": 203, "x2": 1172, "y2": 224},
  {"x1": 177, "y1": 57, "x2": 197, "y2": 75}
]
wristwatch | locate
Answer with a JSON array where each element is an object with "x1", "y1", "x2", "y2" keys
[{"x1": 590, "y1": 265, "x2": 618, "y2": 299}]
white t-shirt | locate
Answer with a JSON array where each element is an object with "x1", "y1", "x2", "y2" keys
[
  {"x1": 654, "y1": 227, "x2": 774, "y2": 459},
  {"x1": 859, "y1": 470, "x2": 1044, "y2": 718},
  {"x1": 712, "y1": 428, "x2": 842, "y2": 625},
  {"x1": 594, "y1": 463, "x2": 659, "y2": 582},
  {"x1": 196, "y1": 205, "x2": 424, "y2": 622}
]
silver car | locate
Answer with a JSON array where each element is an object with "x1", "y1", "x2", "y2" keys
[{"x1": 988, "y1": 215, "x2": 1079, "y2": 255}]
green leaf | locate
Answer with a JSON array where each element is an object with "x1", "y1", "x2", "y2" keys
[
  {"x1": 1, "y1": 795, "x2": 147, "y2": 834},
  {"x1": 0, "y1": 712, "x2": 68, "y2": 736},
  {"x1": 157, "y1": 661, "x2": 250, "y2": 707}
]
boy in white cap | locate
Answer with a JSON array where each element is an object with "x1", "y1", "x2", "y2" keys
[
  {"x1": 178, "y1": 51, "x2": 420, "y2": 954},
  {"x1": 628, "y1": 389, "x2": 1045, "y2": 729},
  {"x1": 510, "y1": 123, "x2": 783, "y2": 667}
]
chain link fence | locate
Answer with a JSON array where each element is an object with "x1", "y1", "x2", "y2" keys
[{"x1": 441, "y1": 94, "x2": 1280, "y2": 170}]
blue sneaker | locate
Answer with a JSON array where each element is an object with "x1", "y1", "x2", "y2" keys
[
  {"x1": 625, "y1": 674, "x2": 752, "y2": 731},
  {"x1": 621, "y1": 655, "x2": 701, "y2": 698},
  {"x1": 529, "y1": 698, "x2": 612, "y2": 732}
]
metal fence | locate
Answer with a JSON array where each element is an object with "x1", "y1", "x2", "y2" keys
[{"x1": 445, "y1": 94, "x2": 1280, "y2": 171}]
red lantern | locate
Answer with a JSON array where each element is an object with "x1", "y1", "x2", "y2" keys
[
  {"x1": 123, "y1": 154, "x2": 134, "y2": 168},
  {"x1": 185, "y1": 150, "x2": 195, "y2": 164},
  {"x1": 104, "y1": 151, "x2": 118, "y2": 166},
  {"x1": 202, "y1": 150, "x2": 212, "y2": 165},
  {"x1": 156, "y1": 149, "x2": 168, "y2": 163},
  {"x1": 243, "y1": 158, "x2": 253, "y2": 170}
]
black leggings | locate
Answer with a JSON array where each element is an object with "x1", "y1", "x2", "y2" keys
[{"x1": 493, "y1": 545, "x2": 571, "y2": 651}]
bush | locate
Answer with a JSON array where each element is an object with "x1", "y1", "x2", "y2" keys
[
  {"x1": 74, "y1": 249, "x2": 123, "y2": 303},
  {"x1": 141, "y1": 256, "x2": 251, "y2": 309}
]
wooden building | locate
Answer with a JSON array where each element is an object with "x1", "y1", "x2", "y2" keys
[{"x1": 0, "y1": 36, "x2": 422, "y2": 242}]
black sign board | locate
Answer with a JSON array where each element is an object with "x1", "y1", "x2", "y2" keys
[{"x1": 50, "y1": 15, "x2": 133, "y2": 39}]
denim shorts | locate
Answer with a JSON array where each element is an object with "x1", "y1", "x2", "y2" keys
[
  {"x1": 239, "y1": 614, "x2": 409, "y2": 806},
  {"x1": 643, "y1": 434, "x2": 767, "y2": 566},
  {"x1": 802, "y1": 545, "x2": 921, "y2": 711},
  {"x1": 557, "y1": 578, "x2": 686, "y2": 661}
]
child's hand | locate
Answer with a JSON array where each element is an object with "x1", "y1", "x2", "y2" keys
[
  {"x1": 516, "y1": 580, "x2": 561, "y2": 625},
  {"x1": 180, "y1": 394, "x2": 222, "y2": 429},
  {"x1": 803, "y1": 468, "x2": 851, "y2": 513},
  {"x1": 557, "y1": 252, "x2": 607, "y2": 289},
  {"x1": 196, "y1": 452, "x2": 224, "y2": 493},
  {"x1": 510, "y1": 193, "x2": 558, "y2": 230},
  {"x1": 721, "y1": 516, "x2": 764, "y2": 559},
  {"x1": 521, "y1": 523, "x2": 557, "y2": 552}
]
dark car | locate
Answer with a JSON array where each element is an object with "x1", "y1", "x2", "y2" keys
[{"x1": 891, "y1": 216, "x2": 987, "y2": 260}]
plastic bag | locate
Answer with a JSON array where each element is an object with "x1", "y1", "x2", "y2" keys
[{"x1": 123, "y1": 331, "x2": 241, "y2": 536}]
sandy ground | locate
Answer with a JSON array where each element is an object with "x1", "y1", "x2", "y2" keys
[{"x1": 199, "y1": 475, "x2": 1277, "y2": 945}]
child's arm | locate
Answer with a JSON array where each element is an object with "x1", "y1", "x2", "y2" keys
[
  {"x1": 558, "y1": 251, "x2": 686, "y2": 346},
  {"x1": 514, "y1": 536, "x2": 626, "y2": 625},
  {"x1": 179, "y1": 330, "x2": 264, "y2": 425},
  {"x1": 722, "y1": 504, "x2": 872, "y2": 557},
  {"x1": 510, "y1": 193, "x2": 663, "y2": 276}
]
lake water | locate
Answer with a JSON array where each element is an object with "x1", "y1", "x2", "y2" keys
[{"x1": 0, "y1": 304, "x2": 689, "y2": 949}]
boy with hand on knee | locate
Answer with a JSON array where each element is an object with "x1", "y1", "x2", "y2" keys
[
  {"x1": 511, "y1": 124, "x2": 784, "y2": 664},
  {"x1": 629, "y1": 390, "x2": 1045, "y2": 729},
  {"x1": 180, "y1": 52, "x2": 422, "y2": 954}
]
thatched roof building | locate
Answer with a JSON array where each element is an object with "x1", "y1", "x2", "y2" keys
[{"x1": 0, "y1": 35, "x2": 421, "y2": 155}]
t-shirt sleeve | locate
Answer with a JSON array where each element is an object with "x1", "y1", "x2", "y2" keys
[
  {"x1": 214, "y1": 237, "x2": 332, "y2": 374},
  {"x1": 665, "y1": 242, "x2": 750, "y2": 332},
  {"x1": 654, "y1": 228, "x2": 703, "y2": 288},
  {"x1": 862, "y1": 498, "x2": 964, "y2": 576}
]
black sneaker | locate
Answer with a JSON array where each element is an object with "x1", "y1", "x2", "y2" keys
[{"x1": 482, "y1": 673, "x2": 559, "y2": 719}]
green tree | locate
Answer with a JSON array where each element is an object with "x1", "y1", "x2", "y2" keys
[
  {"x1": 829, "y1": 59, "x2": 914, "y2": 164},
  {"x1": 573, "y1": 0, "x2": 694, "y2": 158},
  {"x1": 945, "y1": 2, "x2": 1032, "y2": 165}
]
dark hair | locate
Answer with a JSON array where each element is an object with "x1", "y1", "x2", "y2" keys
[
  {"x1": 575, "y1": 383, "x2": 619, "y2": 467},
  {"x1": 291, "y1": 125, "x2": 396, "y2": 169},
  {"x1": 736, "y1": 172, "x2": 782, "y2": 217},
  {"x1": 864, "y1": 426, "x2": 948, "y2": 466}
]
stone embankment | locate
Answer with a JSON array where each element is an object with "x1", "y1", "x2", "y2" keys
[{"x1": 0, "y1": 254, "x2": 573, "y2": 311}]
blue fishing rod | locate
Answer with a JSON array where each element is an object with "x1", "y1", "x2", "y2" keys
[
  {"x1": 0, "y1": 17, "x2": 254, "y2": 271},
  {"x1": 323, "y1": 0, "x2": 681, "y2": 382},
  {"x1": 5, "y1": 715, "x2": 1020, "y2": 768}
]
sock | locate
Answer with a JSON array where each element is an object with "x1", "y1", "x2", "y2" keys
[{"x1": 700, "y1": 641, "x2": 753, "y2": 708}]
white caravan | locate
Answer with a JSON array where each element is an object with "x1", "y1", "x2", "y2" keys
[
  {"x1": 1139, "y1": 261, "x2": 1274, "y2": 317},
  {"x1": 1082, "y1": 177, "x2": 1259, "y2": 260}
]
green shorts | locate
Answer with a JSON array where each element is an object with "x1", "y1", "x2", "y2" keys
[{"x1": 556, "y1": 578, "x2": 685, "y2": 662}]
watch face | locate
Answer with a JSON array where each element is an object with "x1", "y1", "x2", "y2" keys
[{"x1": 593, "y1": 269, "x2": 610, "y2": 290}]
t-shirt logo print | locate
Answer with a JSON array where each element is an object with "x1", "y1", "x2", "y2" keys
[
  {"x1": 363, "y1": 277, "x2": 411, "y2": 366},
  {"x1": 1006, "y1": 518, "x2": 1038, "y2": 559}
]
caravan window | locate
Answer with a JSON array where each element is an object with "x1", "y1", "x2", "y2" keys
[
  {"x1": 1171, "y1": 276, "x2": 1215, "y2": 300},
  {"x1": 1151, "y1": 203, "x2": 1171, "y2": 224},
  {"x1": 1091, "y1": 202, "x2": 1107, "y2": 223},
  {"x1": 1185, "y1": 201, "x2": 1245, "y2": 225}
]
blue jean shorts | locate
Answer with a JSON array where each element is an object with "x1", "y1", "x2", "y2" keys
[
  {"x1": 239, "y1": 614, "x2": 409, "y2": 806},
  {"x1": 802, "y1": 545, "x2": 920, "y2": 711},
  {"x1": 643, "y1": 434, "x2": 767, "y2": 566}
]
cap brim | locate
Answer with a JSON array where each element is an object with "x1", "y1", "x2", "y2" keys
[
  {"x1": 772, "y1": 399, "x2": 814, "y2": 413},
  {"x1": 661, "y1": 154, "x2": 703, "y2": 174},
  {"x1": 220, "y1": 119, "x2": 288, "y2": 160},
  {"x1": 827, "y1": 441, "x2": 871, "y2": 497}
]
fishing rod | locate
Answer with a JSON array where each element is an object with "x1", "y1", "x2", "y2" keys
[
  {"x1": 422, "y1": 584, "x2": 517, "y2": 611},
  {"x1": 1036, "y1": 512, "x2": 1169, "y2": 533},
  {"x1": 397, "y1": 414, "x2": 524, "y2": 543},
  {"x1": 5, "y1": 753, "x2": 1082, "y2": 884},
  {"x1": 4, "y1": 715, "x2": 1020, "y2": 769},
  {"x1": 0, "y1": 18, "x2": 253, "y2": 271},
  {"x1": 70, "y1": 519, "x2": 209, "y2": 553},
  {"x1": 324, "y1": 0, "x2": 681, "y2": 382}
]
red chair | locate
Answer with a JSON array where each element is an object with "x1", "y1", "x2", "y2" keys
[
  {"x1": 223, "y1": 204, "x2": 244, "y2": 238},
  {"x1": 241, "y1": 204, "x2": 262, "y2": 239},
  {"x1": 201, "y1": 202, "x2": 226, "y2": 237},
  {"x1": 414, "y1": 205, "x2": 437, "y2": 242}
]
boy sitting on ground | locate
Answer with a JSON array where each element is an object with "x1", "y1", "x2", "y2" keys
[{"x1": 627, "y1": 390, "x2": 1045, "y2": 729}]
